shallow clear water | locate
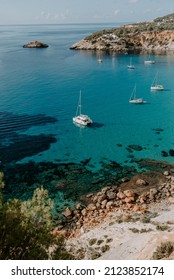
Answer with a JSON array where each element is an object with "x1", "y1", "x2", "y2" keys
[{"x1": 0, "y1": 24, "x2": 174, "y2": 170}]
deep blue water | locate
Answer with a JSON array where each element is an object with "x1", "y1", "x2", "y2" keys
[{"x1": 1, "y1": 23, "x2": 174, "y2": 170}]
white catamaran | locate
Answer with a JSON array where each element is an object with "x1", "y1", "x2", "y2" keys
[{"x1": 73, "y1": 90, "x2": 93, "y2": 126}]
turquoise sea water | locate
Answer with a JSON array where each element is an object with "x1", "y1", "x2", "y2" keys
[{"x1": 1, "y1": 23, "x2": 174, "y2": 171}]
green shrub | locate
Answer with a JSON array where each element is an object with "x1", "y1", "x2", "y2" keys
[
  {"x1": 0, "y1": 201, "x2": 74, "y2": 260},
  {"x1": 152, "y1": 242, "x2": 174, "y2": 260},
  {"x1": 0, "y1": 178, "x2": 74, "y2": 260},
  {"x1": 88, "y1": 238, "x2": 97, "y2": 246}
]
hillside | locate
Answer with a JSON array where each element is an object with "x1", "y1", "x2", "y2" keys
[
  {"x1": 66, "y1": 170, "x2": 174, "y2": 260},
  {"x1": 70, "y1": 13, "x2": 174, "y2": 54}
]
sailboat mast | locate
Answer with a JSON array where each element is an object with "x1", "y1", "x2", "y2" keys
[
  {"x1": 75, "y1": 90, "x2": 82, "y2": 116},
  {"x1": 79, "y1": 90, "x2": 82, "y2": 115},
  {"x1": 130, "y1": 84, "x2": 136, "y2": 100},
  {"x1": 134, "y1": 84, "x2": 136, "y2": 98}
]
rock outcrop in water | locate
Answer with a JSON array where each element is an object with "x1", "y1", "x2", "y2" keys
[
  {"x1": 23, "y1": 41, "x2": 48, "y2": 48},
  {"x1": 70, "y1": 13, "x2": 174, "y2": 54}
]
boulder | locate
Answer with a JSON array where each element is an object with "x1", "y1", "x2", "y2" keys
[
  {"x1": 75, "y1": 203, "x2": 82, "y2": 210},
  {"x1": 86, "y1": 203, "x2": 96, "y2": 211},
  {"x1": 163, "y1": 171, "x2": 170, "y2": 176},
  {"x1": 124, "y1": 197, "x2": 134, "y2": 203},
  {"x1": 63, "y1": 207, "x2": 72, "y2": 217},
  {"x1": 123, "y1": 189, "x2": 135, "y2": 197},
  {"x1": 117, "y1": 189, "x2": 126, "y2": 199},
  {"x1": 106, "y1": 190, "x2": 116, "y2": 200},
  {"x1": 106, "y1": 201, "x2": 114, "y2": 209},
  {"x1": 121, "y1": 177, "x2": 129, "y2": 182},
  {"x1": 149, "y1": 188, "x2": 158, "y2": 200},
  {"x1": 136, "y1": 178, "x2": 147, "y2": 186},
  {"x1": 101, "y1": 199, "x2": 107, "y2": 208},
  {"x1": 81, "y1": 208, "x2": 87, "y2": 216}
]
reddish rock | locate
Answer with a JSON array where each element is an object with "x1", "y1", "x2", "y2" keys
[
  {"x1": 81, "y1": 208, "x2": 87, "y2": 216},
  {"x1": 86, "y1": 203, "x2": 96, "y2": 211},
  {"x1": 63, "y1": 207, "x2": 72, "y2": 217},
  {"x1": 117, "y1": 190, "x2": 126, "y2": 199},
  {"x1": 106, "y1": 191, "x2": 116, "y2": 200},
  {"x1": 106, "y1": 201, "x2": 114, "y2": 209},
  {"x1": 101, "y1": 199, "x2": 107, "y2": 208},
  {"x1": 123, "y1": 189, "x2": 135, "y2": 198},
  {"x1": 124, "y1": 197, "x2": 134, "y2": 203}
]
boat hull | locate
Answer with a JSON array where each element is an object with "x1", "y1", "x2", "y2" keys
[
  {"x1": 73, "y1": 115, "x2": 93, "y2": 126},
  {"x1": 127, "y1": 65, "x2": 135, "y2": 69},
  {"x1": 151, "y1": 85, "x2": 164, "y2": 91},
  {"x1": 129, "y1": 98, "x2": 144, "y2": 104},
  {"x1": 144, "y1": 60, "x2": 155, "y2": 64}
]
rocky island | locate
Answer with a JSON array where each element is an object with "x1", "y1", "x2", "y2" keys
[
  {"x1": 70, "y1": 13, "x2": 174, "y2": 54},
  {"x1": 23, "y1": 40, "x2": 49, "y2": 48}
]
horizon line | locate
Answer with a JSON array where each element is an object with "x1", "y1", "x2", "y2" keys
[{"x1": 0, "y1": 21, "x2": 133, "y2": 27}]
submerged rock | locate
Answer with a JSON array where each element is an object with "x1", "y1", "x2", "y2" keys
[
  {"x1": 0, "y1": 112, "x2": 57, "y2": 164},
  {"x1": 169, "y1": 149, "x2": 174, "y2": 156},
  {"x1": 127, "y1": 144, "x2": 143, "y2": 151},
  {"x1": 23, "y1": 41, "x2": 49, "y2": 48},
  {"x1": 161, "y1": 151, "x2": 168, "y2": 157}
]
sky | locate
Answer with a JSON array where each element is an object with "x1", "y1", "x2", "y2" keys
[{"x1": 0, "y1": 0, "x2": 174, "y2": 25}]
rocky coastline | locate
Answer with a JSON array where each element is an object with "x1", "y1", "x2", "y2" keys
[
  {"x1": 70, "y1": 13, "x2": 174, "y2": 54},
  {"x1": 61, "y1": 169, "x2": 174, "y2": 260},
  {"x1": 54, "y1": 167, "x2": 174, "y2": 235},
  {"x1": 2, "y1": 156, "x2": 174, "y2": 259}
]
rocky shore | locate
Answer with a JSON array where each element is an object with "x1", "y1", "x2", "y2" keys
[
  {"x1": 52, "y1": 168, "x2": 174, "y2": 260},
  {"x1": 70, "y1": 13, "x2": 174, "y2": 54},
  {"x1": 2, "y1": 152, "x2": 174, "y2": 259}
]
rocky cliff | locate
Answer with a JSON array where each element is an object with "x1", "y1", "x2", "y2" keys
[{"x1": 70, "y1": 13, "x2": 174, "y2": 54}]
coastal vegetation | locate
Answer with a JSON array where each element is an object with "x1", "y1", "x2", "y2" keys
[
  {"x1": 70, "y1": 13, "x2": 174, "y2": 53},
  {"x1": 0, "y1": 173, "x2": 74, "y2": 260},
  {"x1": 152, "y1": 241, "x2": 174, "y2": 260},
  {"x1": 1, "y1": 157, "x2": 174, "y2": 259}
]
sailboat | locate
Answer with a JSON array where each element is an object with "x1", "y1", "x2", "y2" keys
[
  {"x1": 150, "y1": 73, "x2": 164, "y2": 91},
  {"x1": 127, "y1": 57, "x2": 135, "y2": 69},
  {"x1": 129, "y1": 84, "x2": 145, "y2": 104},
  {"x1": 144, "y1": 55, "x2": 155, "y2": 64},
  {"x1": 73, "y1": 90, "x2": 93, "y2": 126},
  {"x1": 97, "y1": 54, "x2": 103, "y2": 63}
]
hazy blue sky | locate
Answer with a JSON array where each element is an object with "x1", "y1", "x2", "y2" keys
[{"x1": 0, "y1": 0, "x2": 174, "y2": 25}]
